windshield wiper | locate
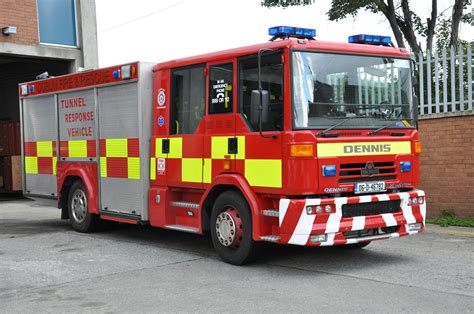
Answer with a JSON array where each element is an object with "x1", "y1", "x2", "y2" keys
[
  {"x1": 316, "y1": 118, "x2": 351, "y2": 137},
  {"x1": 367, "y1": 118, "x2": 414, "y2": 136}
]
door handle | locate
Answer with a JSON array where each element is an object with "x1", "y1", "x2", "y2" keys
[
  {"x1": 228, "y1": 137, "x2": 238, "y2": 154},
  {"x1": 162, "y1": 139, "x2": 170, "y2": 154}
]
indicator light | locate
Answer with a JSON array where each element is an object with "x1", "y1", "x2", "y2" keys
[
  {"x1": 414, "y1": 141, "x2": 422, "y2": 154},
  {"x1": 113, "y1": 69, "x2": 121, "y2": 79},
  {"x1": 400, "y1": 161, "x2": 412, "y2": 172},
  {"x1": 324, "y1": 205, "x2": 332, "y2": 213},
  {"x1": 121, "y1": 65, "x2": 131, "y2": 79},
  {"x1": 290, "y1": 144, "x2": 313, "y2": 157},
  {"x1": 322, "y1": 165, "x2": 336, "y2": 176},
  {"x1": 316, "y1": 205, "x2": 323, "y2": 214},
  {"x1": 310, "y1": 234, "x2": 327, "y2": 243}
]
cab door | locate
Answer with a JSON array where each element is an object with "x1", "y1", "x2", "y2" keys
[
  {"x1": 165, "y1": 64, "x2": 206, "y2": 189},
  {"x1": 202, "y1": 60, "x2": 239, "y2": 186}
]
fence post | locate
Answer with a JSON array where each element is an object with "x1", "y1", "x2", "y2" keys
[
  {"x1": 419, "y1": 51, "x2": 424, "y2": 114},
  {"x1": 450, "y1": 46, "x2": 456, "y2": 112},
  {"x1": 434, "y1": 50, "x2": 440, "y2": 113},
  {"x1": 442, "y1": 48, "x2": 448, "y2": 112},
  {"x1": 459, "y1": 47, "x2": 464, "y2": 111},
  {"x1": 427, "y1": 51, "x2": 432, "y2": 114},
  {"x1": 467, "y1": 42, "x2": 472, "y2": 111}
]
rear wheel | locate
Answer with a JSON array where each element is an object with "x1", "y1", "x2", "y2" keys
[
  {"x1": 210, "y1": 191, "x2": 259, "y2": 265},
  {"x1": 68, "y1": 181, "x2": 98, "y2": 233}
]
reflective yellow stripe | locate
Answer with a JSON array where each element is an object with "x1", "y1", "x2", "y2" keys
[
  {"x1": 100, "y1": 157, "x2": 107, "y2": 177},
  {"x1": 203, "y1": 158, "x2": 212, "y2": 183},
  {"x1": 317, "y1": 141, "x2": 411, "y2": 157},
  {"x1": 68, "y1": 140, "x2": 87, "y2": 158},
  {"x1": 150, "y1": 157, "x2": 156, "y2": 180},
  {"x1": 106, "y1": 138, "x2": 128, "y2": 157},
  {"x1": 52, "y1": 157, "x2": 57, "y2": 175},
  {"x1": 182, "y1": 158, "x2": 202, "y2": 183},
  {"x1": 155, "y1": 138, "x2": 166, "y2": 158},
  {"x1": 235, "y1": 136, "x2": 245, "y2": 160},
  {"x1": 168, "y1": 138, "x2": 182, "y2": 158},
  {"x1": 211, "y1": 137, "x2": 229, "y2": 159},
  {"x1": 37, "y1": 141, "x2": 53, "y2": 157},
  {"x1": 245, "y1": 159, "x2": 282, "y2": 188},
  {"x1": 127, "y1": 157, "x2": 140, "y2": 179},
  {"x1": 25, "y1": 156, "x2": 38, "y2": 174},
  {"x1": 211, "y1": 136, "x2": 245, "y2": 159}
]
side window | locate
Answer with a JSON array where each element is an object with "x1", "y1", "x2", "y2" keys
[
  {"x1": 170, "y1": 65, "x2": 205, "y2": 134},
  {"x1": 238, "y1": 53, "x2": 283, "y2": 131},
  {"x1": 209, "y1": 63, "x2": 233, "y2": 114}
]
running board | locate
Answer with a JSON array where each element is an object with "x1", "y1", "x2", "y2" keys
[
  {"x1": 170, "y1": 201, "x2": 200, "y2": 209},
  {"x1": 164, "y1": 224, "x2": 199, "y2": 234},
  {"x1": 262, "y1": 209, "x2": 279, "y2": 217},
  {"x1": 260, "y1": 235, "x2": 281, "y2": 242}
]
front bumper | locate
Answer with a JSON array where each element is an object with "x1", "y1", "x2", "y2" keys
[{"x1": 277, "y1": 189, "x2": 426, "y2": 246}]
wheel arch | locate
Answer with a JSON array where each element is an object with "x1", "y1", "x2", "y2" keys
[
  {"x1": 200, "y1": 174, "x2": 264, "y2": 240},
  {"x1": 57, "y1": 162, "x2": 99, "y2": 218}
]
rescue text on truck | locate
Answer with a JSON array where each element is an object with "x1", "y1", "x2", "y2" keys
[{"x1": 19, "y1": 26, "x2": 426, "y2": 265}]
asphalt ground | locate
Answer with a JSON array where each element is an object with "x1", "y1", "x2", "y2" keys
[{"x1": 1, "y1": 198, "x2": 473, "y2": 313}]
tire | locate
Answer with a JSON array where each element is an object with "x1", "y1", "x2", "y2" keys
[
  {"x1": 339, "y1": 241, "x2": 371, "y2": 250},
  {"x1": 210, "y1": 191, "x2": 259, "y2": 265},
  {"x1": 67, "y1": 180, "x2": 98, "y2": 233}
]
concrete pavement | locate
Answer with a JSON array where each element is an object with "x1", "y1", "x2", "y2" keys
[{"x1": 1, "y1": 199, "x2": 473, "y2": 312}]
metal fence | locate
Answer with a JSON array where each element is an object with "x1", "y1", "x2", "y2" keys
[{"x1": 418, "y1": 42, "x2": 473, "y2": 115}]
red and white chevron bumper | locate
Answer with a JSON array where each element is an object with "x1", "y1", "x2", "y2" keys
[{"x1": 277, "y1": 189, "x2": 426, "y2": 246}]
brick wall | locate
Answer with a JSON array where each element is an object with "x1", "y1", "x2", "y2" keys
[
  {"x1": 418, "y1": 112, "x2": 474, "y2": 218},
  {"x1": 0, "y1": 0, "x2": 38, "y2": 45}
]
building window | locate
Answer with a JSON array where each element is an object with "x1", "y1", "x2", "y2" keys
[
  {"x1": 37, "y1": 0, "x2": 77, "y2": 47},
  {"x1": 209, "y1": 63, "x2": 233, "y2": 114},
  {"x1": 170, "y1": 65, "x2": 206, "y2": 135}
]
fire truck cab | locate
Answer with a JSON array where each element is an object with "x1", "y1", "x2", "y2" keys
[{"x1": 19, "y1": 27, "x2": 426, "y2": 265}]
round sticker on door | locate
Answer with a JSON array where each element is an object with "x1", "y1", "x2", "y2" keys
[{"x1": 157, "y1": 88, "x2": 166, "y2": 107}]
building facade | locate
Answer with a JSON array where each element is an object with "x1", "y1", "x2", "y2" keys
[{"x1": 0, "y1": 0, "x2": 98, "y2": 192}]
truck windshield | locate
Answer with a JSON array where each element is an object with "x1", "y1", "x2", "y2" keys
[{"x1": 292, "y1": 51, "x2": 414, "y2": 129}]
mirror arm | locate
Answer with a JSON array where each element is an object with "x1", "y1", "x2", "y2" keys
[{"x1": 258, "y1": 48, "x2": 278, "y2": 139}]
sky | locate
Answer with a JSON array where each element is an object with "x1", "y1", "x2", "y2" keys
[{"x1": 95, "y1": 0, "x2": 474, "y2": 67}]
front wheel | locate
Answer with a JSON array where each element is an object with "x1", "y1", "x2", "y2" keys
[
  {"x1": 68, "y1": 180, "x2": 98, "y2": 233},
  {"x1": 210, "y1": 191, "x2": 259, "y2": 265}
]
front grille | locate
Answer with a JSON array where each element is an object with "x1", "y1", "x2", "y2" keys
[
  {"x1": 343, "y1": 226, "x2": 399, "y2": 239},
  {"x1": 342, "y1": 200, "x2": 400, "y2": 217},
  {"x1": 339, "y1": 162, "x2": 396, "y2": 183}
]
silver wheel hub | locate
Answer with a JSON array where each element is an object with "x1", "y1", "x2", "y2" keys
[
  {"x1": 216, "y1": 212, "x2": 236, "y2": 247},
  {"x1": 71, "y1": 189, "x2": 87, "y2": 224}
]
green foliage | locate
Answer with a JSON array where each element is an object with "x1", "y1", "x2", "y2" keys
[
  {"x1": 427, "y1": 210, "x2": 474, "y2": 227},
  {"x1": 326, "y1": 0, "x2": 381, "y2": 21},
  {"x1": 261, "y1": 0, "x2": 314, "y2": 8}
]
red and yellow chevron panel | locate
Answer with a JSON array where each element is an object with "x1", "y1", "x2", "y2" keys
[
  {"x1": 24, "y1": 141, "x2": 57, "y2": 175},
  {"x1": 99, "y1": 138, "x2": 140, "y2": 179},
  {"x1": 60, "y1": 140, "x2": 96, "y2": 158}
]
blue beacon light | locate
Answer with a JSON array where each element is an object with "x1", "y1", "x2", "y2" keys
[
  {"x1": 348, "y1": 34, "x2": 392, "y2": 45},
  {"x1": 268, "y1": 26, "x2": 316, "y2": 40}
]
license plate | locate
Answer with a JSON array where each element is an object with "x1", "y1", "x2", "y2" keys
[{"x1": 354, "y1": 181, "x2": 386, "y2": 194}]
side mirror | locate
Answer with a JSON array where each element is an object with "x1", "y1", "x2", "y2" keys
[{"x1": 250, "y1": 90, "x2": 269, "y2": 125}]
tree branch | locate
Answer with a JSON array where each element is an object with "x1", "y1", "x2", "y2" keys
[
  {"x1": 449, "y1": 0, "x2": 463, "y2": 47},
  {"x1": 426, "y1": 0, "x2": 438, "y2": 52}
]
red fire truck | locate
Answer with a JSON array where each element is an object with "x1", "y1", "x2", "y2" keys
[{"x1": 19, "y1": 27, "x2": 426, "y2": 265}]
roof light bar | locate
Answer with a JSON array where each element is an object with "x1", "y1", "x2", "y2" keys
[
  {"x1": 348, "y1": 34, "x2": 392, "y2": 46},
  {"x1": 269, "y1": 25, "x2": 316, "y2": 41}
]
